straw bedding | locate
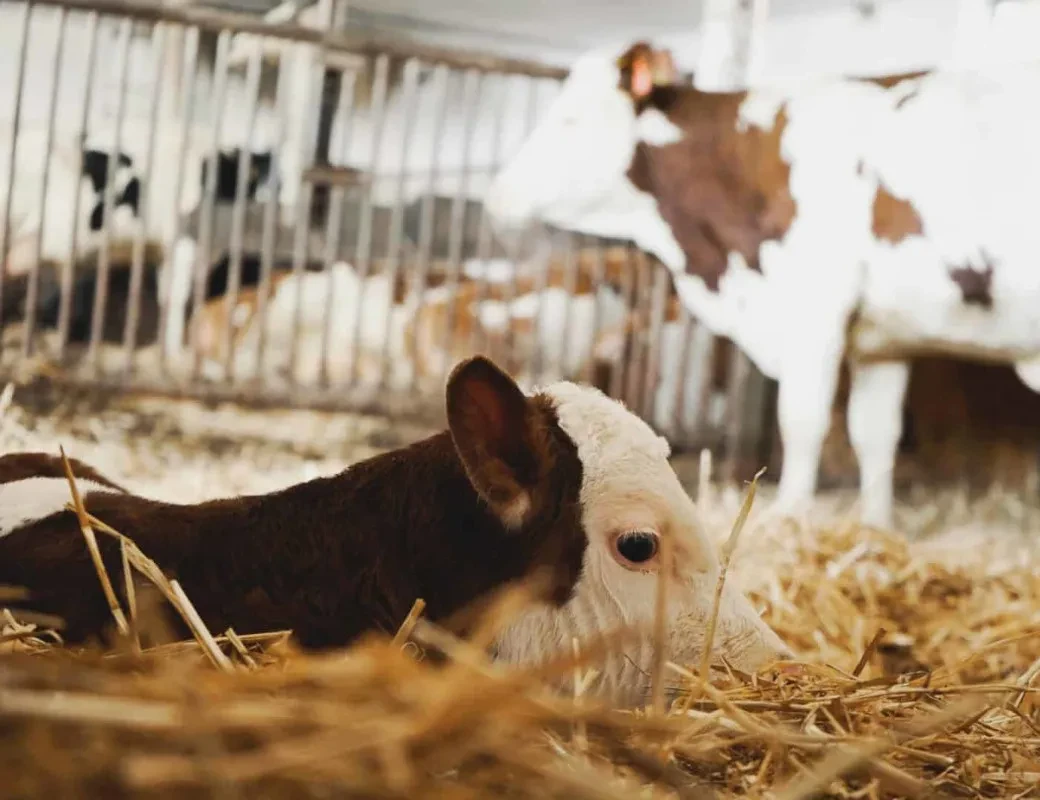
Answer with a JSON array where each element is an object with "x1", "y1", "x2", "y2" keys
[{"x1": 1, "y1": 383, "x2": 1039, "y2": 799}]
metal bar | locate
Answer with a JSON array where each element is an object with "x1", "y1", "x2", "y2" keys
[
  {"x1": 344, "y1": 52, "x2": 391, "y2": 385},
  {"x1": 641, "y1": 259, "x2": 670, "y2": 426},
  {"x1": 17, "y1": 0, "x2": 569, "y2": 80},
  {"x1": 467, "y1": 70, "x2": 509, "y2": 360},
  {"x1": 284, "y1": 4, "x2": 336, "y2": 387},
  {"x1": 32, "y1": 367, "x2": 450, "y2": 430},
  {"x1": 692, "y1": 329, "x2": 722, "y2": 447},
  {"x1": 736, "y1": 364, "x2": 773, "y2": 476},
  {"x1": 622, "y1": 246, "x2": 650, "y2": 412},
  {"x1": 220, "y1": 39, "x2": 264, "y2": 380},
  {"x1": 557, "y1": 230, "x2": 581, "y2": 380},
  {"x1": 156, "y1": 23, "x2": 199, "y2": 371},
  {"x1": 121, "y1": 21, "x2": 168, "y2": 374},
  {"x1": 669, "y1": 308, "x2": 695, "y2": 444},
  {"x1": 581, "y1": 233, "x2": 607, "y2": 386},
  {"x1": 310, "y1": 0, "x2": 344, "y2": 224},
  {"x1": 435, "y1": 67, "x2": 484, "y2": 390},
  {"x1": 251, "y1": 24, "x2": 293, "y2": 383},
  {"x1": 527, "y1": 232, "x2": 554, "y2": 384},
  {"x1": 313, "y1": 6, "x2": 343, "y2": 157},
  {"x1": 608, "y1": 245, "x2": 637, "y2": 402},
  {"x1": 376, "y1": 56, "x2": 422, "y2": 390},
  {"x1": 284, "y1": 63, "x2": 328, "y2": 384},
  {"x1": 500, "y1": 75, "x2": 543, "y2": 370},
  {"x1": 403, "y1": 62, "x2": 450, "y2": 391},
  {"x1": 316, "y1": 68, "x2": 358, "y2": 388},
  {"x1": 722, "y1": 347, "x2": 754, "y2": 482},
  {"x1": 22, "y1": 6, "x2": 68, "y2": 360},
  {"x1": 189, "y1": 28, "x2": 232, "y2": 380},
  {"x1": 87, "y1": 16, "x2": 133, "y2": 370},
  {"x1": 0, "y1": 1, "x2": 33, "y2": 337},
  {"x1": 56, "y1": 10, "x2": 99, "y2": 360}
]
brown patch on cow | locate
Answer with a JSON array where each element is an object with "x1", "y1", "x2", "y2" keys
[
  {"x1": 617, "y1": 57, "x2": 928, "y2": 293},
  {"x1": 870, "y1": 71, "x2": 928, "y2": 89},
  {"x1": 948, "y1": 260, "x2": 995, "y2": 309},
  {"x1": 625, "y1": 89, "x2": 797, "y2": 291},
  {"x1": 0, "y1": 452, "x2": 126, "y2": 493},
  {"x1": 0, "y1": 359, "x2": 587, "y2": 650},
  {"x1": 872, "y1": 185, "x2": 924, "y2": 243}
]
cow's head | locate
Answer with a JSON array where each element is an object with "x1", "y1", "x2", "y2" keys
[
  {"x1": 485, "y1": 42, "x2": 679, "y2": 238},
  {"x1": 452, "y1": 357, "x2": 792, "y2": 705}
]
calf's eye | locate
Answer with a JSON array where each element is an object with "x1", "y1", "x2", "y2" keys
[{"x1": 613, "y1": 531, "x2": 659, "y2": 566}]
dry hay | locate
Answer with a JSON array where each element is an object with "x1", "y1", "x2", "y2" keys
[{"x1": 1, "y1": 389, "x2": 1040, "y2": 798}]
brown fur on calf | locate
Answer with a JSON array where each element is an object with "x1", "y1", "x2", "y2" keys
[{"x1": 0, "y1": 358, "x2": 585, "y2": 651}]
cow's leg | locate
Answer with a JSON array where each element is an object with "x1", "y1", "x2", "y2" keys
[
  {"x1": 773, "y1": 325, "x2": 846, "y2": 519},
  {"x1": 161, "y1": 236, "x2": 197, "y2": 359},
  {"x1": 847, "y1": 359, "x2": 910, "y2": 529}
]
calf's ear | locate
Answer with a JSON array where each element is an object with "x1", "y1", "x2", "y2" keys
[{"x1": 446, "y1": 356, "x2": 548, "y2": 529}]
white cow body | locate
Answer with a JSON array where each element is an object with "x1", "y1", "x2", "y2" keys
[{"x1": 485, "y1": 45, "x2": 1040, "y2": 528}]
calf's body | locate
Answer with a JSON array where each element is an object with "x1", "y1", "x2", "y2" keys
[
  {"x1": 0, "y1": 426, "x2": 581, "y2": 650},
  {"x1": 0, "y1": 357, "x2": 790, "y2": 704}
]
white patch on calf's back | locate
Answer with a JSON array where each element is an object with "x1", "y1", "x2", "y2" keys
[
  {"x1": 635, "y1": 108, "x2": 683, "y2": 146},
  {"x1": 0, "y1": 477, "x2": 117, "y2": 538}
]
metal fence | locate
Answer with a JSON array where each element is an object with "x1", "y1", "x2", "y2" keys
[{"x1": 0, "y1": 0, "x2": 775, "y2": 474}]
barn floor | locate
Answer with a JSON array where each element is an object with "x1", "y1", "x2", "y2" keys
[{"x1": 3, "y1": 378, "x2": 1040, "y2": 798}]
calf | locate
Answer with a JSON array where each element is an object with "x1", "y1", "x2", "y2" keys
[
  {"x1": 0, "y1": 356, "x2": 790, "y2": 705},
  {"x1": 485, "y1": 41, "x2": 1040, "y2": 528},
  {"x1": 193, "y1": 259, "x2": 419, "y2": 386},
  {"x1": 408, "y1": 246, "x2": 635, "y2": 390},
  {"x1": 1, "y1": 244, "x2": 165, "y2": 350},
  {"x1": 1, "y1": 137, "x2": 144, "y2": 279}
]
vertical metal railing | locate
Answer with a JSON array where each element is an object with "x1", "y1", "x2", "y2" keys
[
  {"x1": 120, "y1": 21, "x2": 167, "y2": 374},
  {"x1": 342, "y1": 52, "x2": 390, "y2": 385},
  {"x1": 0, "y1": 1, "x2": 33, "y2": 342},
  {"x1": 86, "y1": 16, "x2": 132, "y2": 368},
  {"x1": 374, "y1": 56, "x2": 421, "y2": 391},
  {"x1": 220, "y1": 30, "x2": 263, "y2": 381},
  {"x1": 316, "y1": 68, "x2": 357, "y2": 387},
  {"x1": 21, "y1": 4, "x2": 66, "y2": 359},
  {"x1": 0, "y1": 0, "x2": 774, "y2": 469}
]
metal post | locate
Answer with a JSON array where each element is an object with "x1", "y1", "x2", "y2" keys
[
  {"x1": 0, "y1": 1, "x2": 33, "y2": 339},
  {"x1": 310, "y1": 0, "x2": 348, "y2": 224},
  {"x1": 23, "y1": 6, "x2": 68, "y2": 360},
  {"x1": 694, "y1": 0, "x2": 773, "y2": 480}
]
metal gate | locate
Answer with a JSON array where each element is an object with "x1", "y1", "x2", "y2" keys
[{"x1": 0, "y1": 0, "x2": 775, "y2": 475}]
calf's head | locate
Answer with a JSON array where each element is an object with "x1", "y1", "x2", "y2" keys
[
  {"x1": 446, "y1": 356, "x2": 791, "y2": 706},
  {"x1": 485, "y1": 42, "x2": 680, "y2": 237}
]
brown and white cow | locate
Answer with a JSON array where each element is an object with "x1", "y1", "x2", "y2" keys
[
  {"x1": 0, "y1": 356, "x2": 790, "y2": 706},
  {"x1": 485, "y1": 42, "x2": 1040, "y2": 528}
]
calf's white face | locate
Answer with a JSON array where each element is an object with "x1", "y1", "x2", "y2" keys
[
  {"x1": 485, "y1": 53, "x2": 642, "y2": 233},
  {"x1": 489, "y1": 377, "x2": 791, "y2": 706}
]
